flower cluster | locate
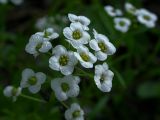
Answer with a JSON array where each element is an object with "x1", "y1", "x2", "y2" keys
[
  {"x1": 104, "y1": 2, "x2": 158, "y2": 33},
  {"x1": 3, "y1": 13, "x2": 116, "y2": 120}
]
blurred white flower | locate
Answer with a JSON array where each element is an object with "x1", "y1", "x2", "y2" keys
[
  {"x1": 25, "y1": 34, "x2": 52, "y2": 57},
  {"x1": 104, "y1": 5, "x2": 123, "y2": 17},
  {"x1": 114, "y1": 17, "x2": 131, "y2": 33},
  {"x1": 36, "y1": 28, "x2": 59, "y2": 41},
  {"x1": 51, "y1": 75, "x2": 80, "y2": 101},
  {"x1": 49, "y1": 45, "x2": 78, "y2": 75},
  {"x1": 20, "y1": 68, "x2": 46, "y2": 94},
  {"x1": 65, "y1": 103, "x2": 84, "y2": 120},
  {"x1": 94, "y1": 63, "x2": 114, "y2": 92},
  {"x1": 89, "y1": 29, "x2": 116, "y2": 61},
  {"x1": 63, "y1": 22, "x2": 90, "y2": 48},
  {"x1": 0, "y1": 0, "x2": 8, "y2": 4},
  {"x1": 3, "y1": 86, "x2": 21, "y2": 102},
  {"x1": 68, "y1": 13, "x2": 90, "y2": 30},
  {"x1": 137, "y1": 9, "x2": 157, "y2": 28},
  {"x1": 10, "y1": 0, "x2": 23, "y2": 5},
  {"x1": 125, "y1": 2, "x2": 138, "y2": 15},
  {"x1": 74, "y1": 46, "x2": 97, "y2": 68}
]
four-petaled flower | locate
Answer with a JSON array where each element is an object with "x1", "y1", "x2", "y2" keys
[
  {"x1": 94, "y1": 63, "x2": 114, "y2": 92},
  {"x1": 68, "y1": 13, "x2": 90, "y2": 30},
  {"x1": 63, "y1": 22, "x2": 90, "y2": 48},
  {"x1": 25, "y1": 34, "x2": 52, "y2": 57},
  {"x1": 114, "y1": 17, "x2": 131, "y2": 33},
  {"x1": 125, "y1": 2, "x2": 138, "y2": 15},
  {"x1": 65, "y1": 103, "x2": 84, "y2": 120},
  {"x1": 36, "y1": 27, "x2": 59, "y2": 41},
  {"x1": 137, "y1": 9, "x2": 157, "y2": 28},
  {"x1": 104, "y1": 5, "x2": 123, "y2": 17},
  {"x1": 51, "y1": 75, "x2": 80, "y2": 101},
  {"x1": 20, "y1": 68, "x2": 46, "y2": 94},
  {"x1": 89, "y1": 29, "x2": 116, "y2": 61},
  {"x1": 49, "y1": 45, "x2": 78, "y2": 75},
  {"x1": 74, "y1": 46, "x2": 97, "y2": 68}
]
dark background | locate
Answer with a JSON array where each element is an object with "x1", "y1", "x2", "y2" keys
[{"x1": 0, "y1": 0, "x2": 160, "y2": 120}]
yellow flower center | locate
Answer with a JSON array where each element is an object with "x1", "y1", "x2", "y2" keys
[
  {"x1": 98, "y1": 42, "x2": 107, "y2": 52},
  {"x1": 72, "y1": 30, "x2": 82, "y2": 40},
  {"x1": 61, "y1": 83, "x2": 69, "y2": 92},
  {"x1": 59, "y1": 55, "x2": 69, "y2": 66},
  {"x1": 12, "y1": 87, "x2": 18, "y2": 96},
  {"x1": 143, "y1": 15, "x2": 151, "y2": 21},
  {"x1": 28, "y1": 76, "x2": 37, "y2": 85},
  {"x1": 36, "y1": 43, "x2": 43, "y2": 51},
  {"x1": 80, "y1": 52, "x2": 90, "y2": 62},
  {"x1": 119, "y1": 21, "x2": 126, "y2": 26},
  {"x1": 72, "y1": 110, "x2": 80, "y2": 118}
]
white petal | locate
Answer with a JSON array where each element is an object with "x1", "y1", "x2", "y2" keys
[
  {"x1": 68, "y1": 13, "x2": 78, "y2": 22},
  {"x1": 60, "y1": 65, "x2": 74, "y2": 75},
  {"x1": 52, "y1": 45, "x2": 67, "y2": 55},
  {"x1": 70, "y1": 22, "x2": 83, "y2": 31},
  {"x1": 81, "y1": 62, "x2": 93, "y2": 68},
  {"x1": 49, "y1": 56, "x2": 60, "y2": 71},
  {"x1": 3, "y1": 86, "x2": 13, "y2": 97},
  {"x1": 89, "y1": 52, "x2": 97, "y2": 63},
  {"x1": 29, "y1": 85, "x2": 41, "y2": 94},
  {"x1": 39, "y1": 41, "x2": 52, "y2": 53},
  {"x1": 35, "y1": 72, "x2": 46, "y2": 84},
  {"x1": 89, "y1": 39, "x2": 100, "y2": 51},
  {"x1": 63, "y1": 27, "x2": 72, "y2": 39},
  {"x1": 95, "y1": 51, "x2": 108, "y2": 61},
  {"x1": 78, "y1": 16, "x2": 90, "y2": 26}
]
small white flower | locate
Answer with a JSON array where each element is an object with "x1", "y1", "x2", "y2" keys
[
  {"x1": 104, "y1": 5, "x2": 123, "y2": 17},
  {"x1": 49, "y1": 45, "x2": 78, "y2": 75},
  {"x1": 65, "y1": 103, "x2": 84, "y2": 120},
  {"x1": 20, "y1": 68, "x2": 46, "y2": 94},
  {"x1": 125, "y1": 2, "x2": 138, "y2": 15},
  {"x1": 68, "y1": 13, "x2": 90, "y2": 30},
  {"x1": 114, "y1": 17, "x2": 131, "y2": 33},
  {"x1": 10, "y1": 0, "x2": 23, "y2": 5},
  {"x1": 137, "y1": 9, "x2": 157, "y2": 28},
  {"x1": 94, "y1": 63, "x2": 114, "y2": 92},
  {"x1": 63, "y1": 22, "x2": 90, "y2": 48},
  {"x1": 3, "y1": 86, "x2": 22, "y2": 101},
  {"x1": 74, "y1": 46, "x2": 97, "y2": 68},
  {"x1": 36, "y1": 28, "x2": 59, "y2": 41},
  {"x1": 25, "y1": 34, "x2": 52, "y2": 57},
  {"x1": 0, "y1": 0, "x2": 8, "y2": 4},
  {"x1": 51, "y1": 75, "x2": 80, "y2": 101},
  {"x1": 89, "y1": 29, "x2": 116, "y2": 61}
]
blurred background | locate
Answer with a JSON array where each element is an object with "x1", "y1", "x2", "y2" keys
[{"x1": 0, "y1": 0, "x2": 160, "y2": 120}]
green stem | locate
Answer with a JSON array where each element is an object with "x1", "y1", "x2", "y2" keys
[
  {"x1": 60, "y1": 101, "x2": 69, "y2": 108},
  {"x1": 20, "y1": 94, "x2": 46, "y2": 103},
  {"x1": 75, "y1": 67, "x2": 94, "y2": 78}
]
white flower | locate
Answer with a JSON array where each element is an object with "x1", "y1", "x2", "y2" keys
[
  {"x1": 20, "y1": 68, "x2": 46, "y2": 94},
  {"x1": 68, "y1": 13, "x2": 90, "y2": 30},
  {"x1": 51, "y1": 75, "x2": 80, "y2": 101},
  {"x1": 10, "y1": 0, "x2": 23, "y2": 5},
  {"x1": 3, "y1": 86, "x2": 22, "y2": 101},
  {"x1": 63, "y1": 22, "x2": 90, "y2": 48},
  {"x1": 74, "y1": 46, "x2": 97, "y2": 68},
  {"x1": 94, "y1": 63, "x2": 114, "y2": 92},
  {"x1": 89, "y1": 29, "x2": 116, "y2": 61},
  {"x1": 137, "y1": 9, "x2": 157, "y2": 28},
  {"x1": 0, "y1": 0, "x2": 8, "y2": 4},
  {"x1": 49, "y1": 45, "x2": 78, "y2": 75},
  {"x1": 114, "y1": 17, "x2": 131, "y2": 33},
  {"x1": 65, "y1": 103, "x2": 84, "y2": 120},
  {"x1": 25, "y1": 34, "x2": 52, "y2": 57},
  {"x1": 125, "y1": 2, "x2": 138, "y2": 15},
  {"x1": 36, "y1": 28, "x2": 59, "y2": 41},
  {"x1": 104, "y1": 5, "x2": 123, "y2": 17}
]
